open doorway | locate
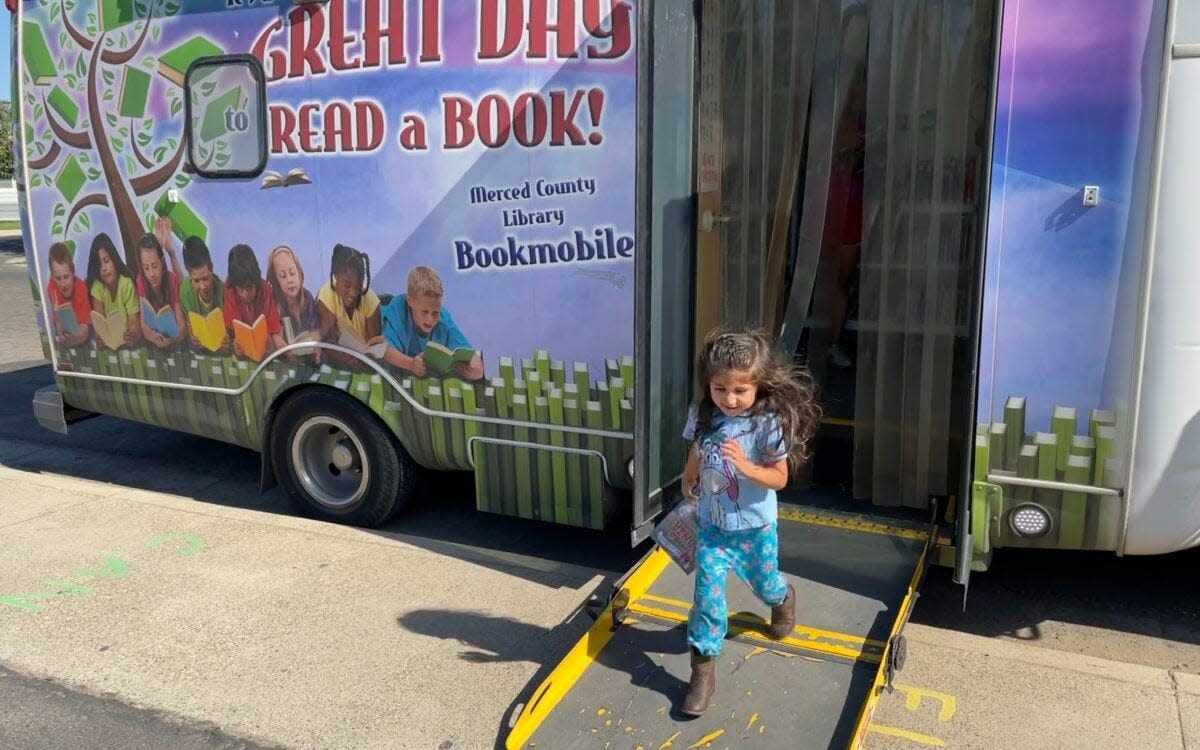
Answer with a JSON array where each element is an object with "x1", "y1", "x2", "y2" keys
[{"x1": 694, "y1": 0, "x2": 998, "y2": 517}]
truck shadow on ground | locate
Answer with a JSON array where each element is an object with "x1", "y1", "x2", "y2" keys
[{"x1": 0, "y1": 363, "x2": 643, "y2": 591}]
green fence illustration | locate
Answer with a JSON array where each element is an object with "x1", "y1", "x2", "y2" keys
[
  {"x1": 975, "y1": 396, "x2": 1121, "y2": 551},
  {"x1": 52, "y1": 343, "x2": 634, "y2": 530}
]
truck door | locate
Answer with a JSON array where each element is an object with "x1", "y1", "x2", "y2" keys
[{"x1": 631, "y1": 0, "x2": 698, "y2": 543}]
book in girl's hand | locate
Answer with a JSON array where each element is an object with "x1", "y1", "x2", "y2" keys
[
  {"x1": 337, "y1": 328, "x2": 387, "y2": 358},
  {"x1": 653, "y1": 501, "x2": 698, "y2": 574}
]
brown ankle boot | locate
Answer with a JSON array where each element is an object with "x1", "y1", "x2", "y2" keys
[
  {"x1": 768, "y1": 584, "x2": 796, "y2": 639},
  {"x1": 681, "y1": 651, "x2": 716, "y2": 716}
]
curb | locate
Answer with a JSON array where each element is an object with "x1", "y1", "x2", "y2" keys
[{"x1": 904, "y1": 622, "x2": 1200, "y2": 693}]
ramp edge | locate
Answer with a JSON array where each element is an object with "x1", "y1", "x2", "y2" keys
[{"x1": 504, "y1": 547, "x2": 673, "y2": 750}]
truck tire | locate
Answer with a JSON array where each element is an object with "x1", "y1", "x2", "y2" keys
[{"x1": 271, "y1": 387, "x2": 415, "y2": 528}]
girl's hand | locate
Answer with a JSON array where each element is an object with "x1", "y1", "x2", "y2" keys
[{"x1": 722, "y1": 439, "x2": 754, "y2": 475}]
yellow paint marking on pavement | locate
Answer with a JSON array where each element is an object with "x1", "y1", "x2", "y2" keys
[
  {"x1": 746, "y1": 713, "x2": 759, "y2": 731},
  {"x1": 659, "y1": 730, "x2": 682, "y2": 749},
  {"x1": 895, "y1": 684, "x2": 957, "y2": 722}
]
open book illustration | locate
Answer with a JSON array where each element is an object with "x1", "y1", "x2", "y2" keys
[
  {"x1": 338, "y1": 328, "x2": 387, "y2": 358},
  {"x1": 233, "y1": 314, "x2": 269, "y2": 362},
  {"x1": 141, "y1": 298, "x2": 179, "y2": 339},
  {"x1": 188, "y1": 309, "x2": 225, "y2": 352},
  {"x1": 281, "y1": 317, "x2": 318, "y2": 346},
  {"x1": 261, "y1": 168, "x2": 312, "y2": 189},
  {"x1": 423, "y1": 341, "x2": 476, "y2": 375},
  {"x1": 55, "y1": 303, "x2": 82, "y2": 335},
  {"x1": 91, "y1": 309, "x2": 129, "y2": 351}
]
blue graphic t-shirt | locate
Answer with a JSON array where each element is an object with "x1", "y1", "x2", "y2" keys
[{"x1": 683, "y1": 405, "x2": 788, "y2": 532}]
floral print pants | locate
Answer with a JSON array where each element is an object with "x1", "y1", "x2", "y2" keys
[{"x1": 687, "y1": 522, "x2": 789, "y2": 657}]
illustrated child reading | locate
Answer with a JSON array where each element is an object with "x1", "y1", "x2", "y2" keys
[
  {"x1": 267, "y1": 245, "x2": 321, "y2": 363},
  {"x1": 381, "y1": 265, "x2": 483, "y2": 381},
  {"x1": 86, "y1": 232, "x2": 141, "y2": 350},
  {"x1": 135, "y1": 231, "x2": 186, "y2": 350},
  {"x1": 178, "y1": 232, "x2": 228, "y2": 353},
  {"x1": 316, "y1": 243, "x2": 383, "y2": 367},
  {"x1": 223, "y1": 243, "x2": 284, "y2": 362},
  {"x1": 46, "y1": 241, "x2": 91, "y2": 347}
]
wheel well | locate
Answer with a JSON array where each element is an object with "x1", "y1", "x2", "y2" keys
[
  {"x1": 258, "y1": 382, "x2": 408, "y2": 493},
  {"x1": 259, "y1": 383, "x2": 333, "y2": 493}
]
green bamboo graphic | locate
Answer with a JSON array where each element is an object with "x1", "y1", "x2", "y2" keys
[
  {"x1": 535, "y1": 349, "x2": 551, "y2": 384},
  {"x1": 1051, "y1": 406, "x2": 1076, "y2": 473},
  {"x1": 104, "y1": 351, "x2": 129, "y2": 419},
  {"x1": 426, "y1": 385, "x2": 452, "y2": 469},
  {"x1": 526, "y1": 371, "x2": 543, "y2": 402},
  {"x1": 974, "y1": 433, "x2": 989, "y2": 481},
  {"x1": 572, "y1": 361, "x2": 589, "y2": 393},
  {"x1": 129, "y1": 349, "x2": 153, "y2": 424},
  {"x1": 511, "y1": 394, "x2": 534, "y2": 519},
  {"x1": 620, "y1": 355, "x2": 635, "y2": 390},
  {"x1": 446, "y1": 384, "x2": 467, "y2": 468},
  {"x1": 585, "y1": 401, "x2": 605, "y2": 529},
  {"x1": 550, "y1": 359, "x2": 566, "y2": 388},
  {"x1": 1094, "y1": 425, "x2": 1116, "y2": 487},
  {"x1": 563, "y1": 397, "x2": 584, "y2": 527},
  {"x1": 1089, "y1": 409, "x2": 1115, "y2": 441},
  {"x1": 499, "y1": 356, "x2": 516, "y2": 384},
  {"x1": 1033, "y1": 432, "x2": 1060, "y2": 540},
  {"x1": 143, "y1": 357, "x2": 169, "y2": 429},
  {"x1": 490, "y1": 377, "x2": 515, "y2": 516},
  {"x1": 1061, "y1": 454, "x2": 1090, "y2": 549},
  {"x1": 1004, "y1": 396, "x2": 1025, "y2": 470},
  {"x1": 476, "y1": 386, "x2": 497, "y2": 514},
  {"x1": 461, "y1": 383, "x2": 479, "y2": 474},
  {"x1": 1015, "y1": 443, "x2": 1038, "y2": 501},
  {"x1": 988, "y1": 423, "x2": 1006, "y2": 471},
  {"x1": 532, "y1": 395, "x2": 554, "y2": 521},
  {"x1": 608, "y1": 377, "x2": 624, "y2": 429}
]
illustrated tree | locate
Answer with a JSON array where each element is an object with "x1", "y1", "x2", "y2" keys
[{"x1": 22, "y1": 0, "x2": 234, "y2": 260}]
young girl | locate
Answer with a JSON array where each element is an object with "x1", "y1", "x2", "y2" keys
[
  {"x1": 677, "y1": 328, "x2": 821, "y2": 716},
  {"x1": 224, "y1": 243, "x2": 285, "y2": 361},
  {"x1": 135, "y1": 232, "x2": 186, "y2": 350},
  {"x1": 267, "y1": 245, "x2": 321, "y2": 363},
  {"x1": 87, "y1": 232, "x2": 141, "y2": 348},
  {"x1": 316, "y1": 243, "x2": 382, "y2": 367}
]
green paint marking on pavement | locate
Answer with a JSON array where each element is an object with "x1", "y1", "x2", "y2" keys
[
  {"x1": 0, "y1": 533, "x2": 204, "y2": 614},
  {"x1": 148, "y1": 534, "x2": 204, "y2": 556},
  {"x1": 72, "y1": 557, "x2": 130, "y2": 580}
]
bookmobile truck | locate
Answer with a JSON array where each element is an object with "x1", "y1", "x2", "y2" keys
[{"x1": 10, "y1": 0, "x2": 1200, "y2": 745}]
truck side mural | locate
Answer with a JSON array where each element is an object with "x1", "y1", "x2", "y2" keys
[
  {"x1": 19, "y1": 0, "x2": 637, "y2": 528},
  {"x1": 974, "y1": 0, "x2": 1161, "y2": 554}
]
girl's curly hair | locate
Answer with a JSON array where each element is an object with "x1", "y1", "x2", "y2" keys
[{"x1": 693, "y1": 326, "x2": 822, "y2": 473}]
